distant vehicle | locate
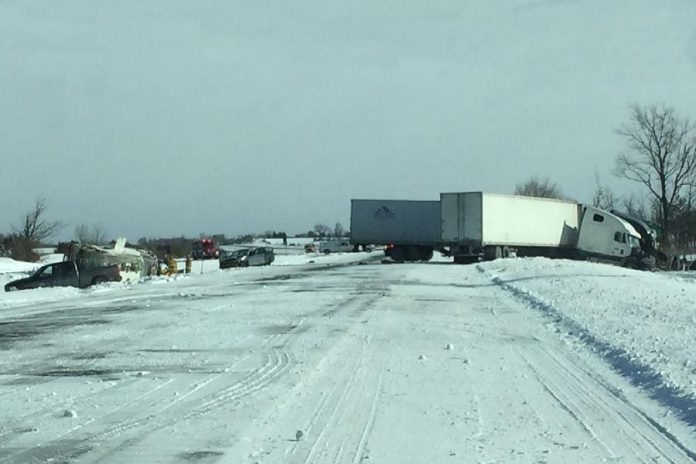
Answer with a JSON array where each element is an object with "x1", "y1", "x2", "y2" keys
[
  {"x1": 304, "y1": 243, "x2": 316, "y2": 253},
  {"x1": 4, "y1": 260, "x2": 121, "y2": 291},
  {"x1": 219, "y1": 247, "x2": 275, "y2": 268},
  {"x1": 191, "y1": 239, "x2": 219, "y2": 260},
  {"x1": 319, "y1": 239, "x2": 353, "y2": 254}
]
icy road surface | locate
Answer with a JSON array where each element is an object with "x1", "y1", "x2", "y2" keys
[{"x1": 1, "y1": 256, "x2": 696, "y2": 463}]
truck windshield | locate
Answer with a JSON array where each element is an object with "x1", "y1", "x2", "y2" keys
[{"x1": 628, "y1": 236, "x2": 641, "y2": 248}]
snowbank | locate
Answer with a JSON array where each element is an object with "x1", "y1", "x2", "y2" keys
[
  {"x1": 479, "y1": 258, "x2": 696, "y2": 408},
  {"x1": 0, "y1": 257, "x2": 38, "y2": 274}
]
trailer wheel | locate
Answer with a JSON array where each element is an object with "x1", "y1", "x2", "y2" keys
[
  {"x1": 91, "y1": 276, "x2": 107, "y2": 286},
  {"x1": 483, "y1": 246, "x2": 503, "y2": 261},
  {"x1": 405, "y1": 246, "x2": 421, "y2": 262},
  {"x1": 419, "y1": 248, "x2": 434, "y2": 261},
  {"x1": 389, "y1": 246, "x2": 405, "y2": 263}
]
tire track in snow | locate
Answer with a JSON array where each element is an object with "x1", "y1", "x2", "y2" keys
[
  {"x1": 520, "y1": 343, "x2": 690, "y2": 463},
  {"x1": 2, "y1": 262, "x2": 386, "y2": 463},
  {"x1": 81, "y1": 330, "x2": 295, "y2": 461},
  {"x1": 351, "y1": 370, "x2": 383, "y2": 464},
  {"x1": 91, "y1": 347, "x2": 293, "y2": 461},
  {"x1": 1, "y1": 317, "x2": 298, "y2": 464},
  {"x1": 235, "y1": 282, "x2": 388, "y2": 464},
  {"x1": 99, "y1": 278, "x2": 387, "y2": 463},
  {"x1": 0, "y1": 347, "x2": 152, "y2": 445},
  {"x1": 0, "y1": 299, "x2": 254, "y2": 449},
  {"x1": 479, "y1": 265, "x2": 696, "y2": 462},
  {"x1": 301, "y1": 337, "x2": 369, "y2": 463},
  {"x1": 290, "y1": 334, "x2": 384, "y2": 464}
]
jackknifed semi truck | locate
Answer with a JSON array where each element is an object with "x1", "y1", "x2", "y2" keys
[
  {"x1": 441, "y1": 192, "x2": 646, "y2": 266},
  {"x1": 350, "y1": 192, "x2": 651, "y2": 267}
]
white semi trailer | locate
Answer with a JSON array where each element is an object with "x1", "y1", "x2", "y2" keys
[
  {"x1": 350, "y1": 199, "x2": 442, "y2": 262},
  {"x1": 441, "y1": 192, "x2": 643, "y2": 265}
]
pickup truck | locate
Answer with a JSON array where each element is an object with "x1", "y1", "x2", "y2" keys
[{"x1": 4, "y1": 260, "x2": 121, "y2": 291}]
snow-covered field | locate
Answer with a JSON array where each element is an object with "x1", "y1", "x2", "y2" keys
[{"x1": 1, "y1": 254, "x2": 696, "y2": 463}]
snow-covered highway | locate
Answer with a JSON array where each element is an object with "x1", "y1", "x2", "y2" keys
[{"x1": 1, "y1": 255, "x2": 696, "y2": 463}]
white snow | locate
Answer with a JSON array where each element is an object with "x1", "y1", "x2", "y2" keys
[
  {"x1": 1, "y1": 253, "x2": 696, "y2": 463},
  {"x1": 0, "y1": 257, "x2": 38, "y2": 274},
  {"x1": 480, "y1": 258, "x2": 696, "y2": 398}
]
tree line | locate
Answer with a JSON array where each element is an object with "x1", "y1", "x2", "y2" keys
[{"x1": 0, "y1": 199, "x2": 349, "y2": 262}]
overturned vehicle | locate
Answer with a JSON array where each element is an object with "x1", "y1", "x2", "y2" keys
[{"x1": 64, "y1": 239, "x2": 157, "y2": 284}]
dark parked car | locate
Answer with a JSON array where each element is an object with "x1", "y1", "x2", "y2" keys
[
  {"x1": 4, "y1": 260, "x2": 121, "y2": 291},
  {"x1": 219, "y1": 247, "x2": 275, "y2": 269}
]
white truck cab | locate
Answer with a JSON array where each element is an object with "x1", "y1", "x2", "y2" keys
[{"x1": 576, "y1": 206, "x2": 642, "y2": 263}]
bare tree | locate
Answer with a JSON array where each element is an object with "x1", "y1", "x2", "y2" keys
[
  {"x1": 514, "y1": 177, "x2": 563, "y2": 199},
  {"x1": 313, "y1": 223, "x2": 331, "y2": 237},
  {"x1": 7, "y1": 198, "x2": 63, "y2": 261},
  {"x1": 592, "y1": 173, "x2": 618, "y2": 210},
  {"x1": 621, "y1": 194, "x2": 650, "y2": 222},
  {"x1": 74, "y1": 224, "x2": 108, "y2": 245},
  {"x1": 14, "y1": 197, "x2": 64, "y2": 243},
  {"x1": 614, "y1": 104, "x2": 696, "y2": 248},
  {"x1": 334, "y1": 222, "x2": 345, "y2": 238}
]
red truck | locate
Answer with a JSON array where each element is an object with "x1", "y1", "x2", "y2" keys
[{"x1": 191, "y1": 239, "x2": 219, "y2": 260}]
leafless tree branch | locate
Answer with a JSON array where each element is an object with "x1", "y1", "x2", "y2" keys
[{"x1": 614, "y1": 104, "x2": 696, "y2": 249}]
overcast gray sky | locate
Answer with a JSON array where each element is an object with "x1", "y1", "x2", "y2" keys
[{"x1": 2, "y1": 0, "x2": 696, "y2": 242}]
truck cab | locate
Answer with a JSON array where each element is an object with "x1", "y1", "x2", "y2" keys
[{"x1": 576, "y1": 207, "x2": 642, "y2": 265}]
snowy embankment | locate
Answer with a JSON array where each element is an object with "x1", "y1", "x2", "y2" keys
[{"x1": 478, "y1": 258, "x2": 696, "y2": 421}]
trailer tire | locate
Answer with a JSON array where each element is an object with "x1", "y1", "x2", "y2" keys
[
  {"x1": 419, "y1": 248, "x2": 434, "y2": 261},
  {"x1": 482, "y1": 246, "x2": 500, "y2": 261},
  {"x1": 405, "y1": 246, "x2": 421, "y2": 262},
  {"x1": 389, "y1": 246, "x2": 406, "y2": 263},
  {"x1": 91, "y1": 276, "x2": 107, "y2": 286}
]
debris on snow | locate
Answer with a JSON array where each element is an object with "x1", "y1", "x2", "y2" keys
[
  {"x1": 445, "y1": 343, "x2": 454, "y2": 350},
  {"x1": 295, "y1": 430, "x2": 304, "y2": 441},
  {"x1": 418, "y1": 354, "x2": 427, "y2": 361},
  {"x1": 63, "y1": 409, "x2": 77, "y2": 418}
]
